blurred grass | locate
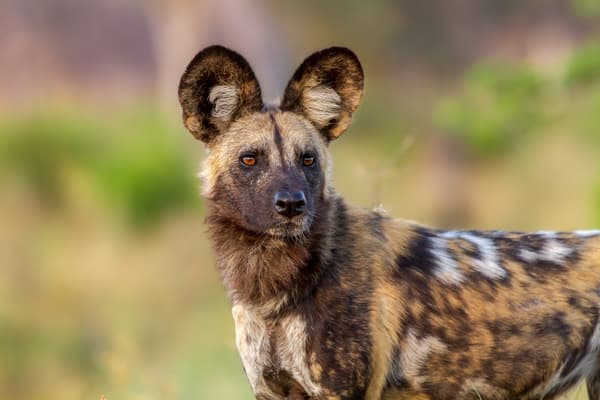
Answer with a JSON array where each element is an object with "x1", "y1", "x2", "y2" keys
[{"x1": 2, "y1": 40, "x2": 600, "y2": 399}]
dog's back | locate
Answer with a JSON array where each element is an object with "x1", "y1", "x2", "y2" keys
[
  {"x1": 178, "y1": 45, "x2": 600, "y2": 399},
  {"x1": 354, "y1": 208, "x2": 600, "y2": 399}
]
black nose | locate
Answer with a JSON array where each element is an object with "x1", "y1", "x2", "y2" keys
[{"x1": 274, "y1": 191, "x2": 306, "y2": 218}]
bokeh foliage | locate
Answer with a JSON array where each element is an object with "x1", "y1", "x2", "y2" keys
[
  {"x1": 0, "y1": 107, "x2": 200, "y2": 229},
  {"x1": 435, "y1": 63, "x2": 546, "y2": 156}
]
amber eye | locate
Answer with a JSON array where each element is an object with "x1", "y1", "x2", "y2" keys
[
  {"x1": 240, "y1": 155, "x2": 256, "y2": 167},
  {"x1": 302, "y1": 155, "x2": 315, "y2": 167}
]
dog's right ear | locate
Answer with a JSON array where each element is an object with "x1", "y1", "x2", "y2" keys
[{"x1": 178, "y1": 45, "x2": 263, "y2": 143}]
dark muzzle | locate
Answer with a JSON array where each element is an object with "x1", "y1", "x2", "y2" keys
[{"x1": 274, "y1": 190, "x2": 306, "y2": 218}]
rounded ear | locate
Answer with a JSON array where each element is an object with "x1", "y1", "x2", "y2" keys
[
  {"x1": 280, "y1": 47, "x2": 364, "y2": 141},
  {"x1": 178, "y1": 45, "x2": 263, "y2": 143}
]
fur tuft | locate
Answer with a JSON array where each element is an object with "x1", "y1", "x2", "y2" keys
[
  {"x1": 209, "y1": 85, "x2": 239, "y2": 119},
  {"x1": 301, "y1": 85, "x2": 341, "y2": 129}
]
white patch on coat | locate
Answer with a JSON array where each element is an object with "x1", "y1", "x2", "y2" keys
[
  {"x1": 536, "y1": 230, "x2": 557, "y2": 238},
  {"x1": 534, "y1": 231, "x2": 574, "y2": 262},
  {"x1": 440, "y1": 231, "x2": 461, "y2": 240},
  {"x1": 429, "y1": 237, "x2": 464, "y2": 285},
  {"x1": 540, "y1": 239, "x2": 573, "y2": 263},
  {"x1": 232, "y1": 303, "x2": 321, "y2": 399},
  {"x1": 232, "y1": 304, "x2": 271, "y2": 396},
  {"x1": 518, "y1": 235, "x2": 573, "y2": 265},
  {"x1": 519, "y1": 248, "x2": 538, "y2": 263},
  {"x1": 440, "y1": 231, "x2": 507, "y2": 280},
  {"x1": 278, "y1": 313, "x2": 321, "y2": 397},
  {"x1": 461, "y1": 233, "x2": 506, "y2": 279},
  {"x1": 575, "y1": 230, "x2": 600, "y2": 238},
  {"x1": 209, "y1": 85, "x2": 238, "y2": 119},
  {"x1": 302, "y1": 85, "x2": 341, "y2": 128},
  {"x1": 399, "y1": 329, "x2": 448, "y2": 387}
]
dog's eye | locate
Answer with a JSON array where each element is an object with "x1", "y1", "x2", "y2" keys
[
  {"x1": 302, "y1": 155, "x2": 315, "y2": 167},
  {"x1": 240, "y1": 155, "x2": 256, "y2": 167}
]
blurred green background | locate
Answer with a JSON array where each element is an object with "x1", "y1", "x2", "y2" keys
[{"x1": 2, "y1": 1, "x2": 600, "y2": 399}]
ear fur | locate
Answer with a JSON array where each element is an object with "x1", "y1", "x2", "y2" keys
[
  {"x1": 280, "y1": 47, "x2": 364, "y2": 140},
  {"x1": 178, "y1": 45, "x2": 263, "y2": 143}
]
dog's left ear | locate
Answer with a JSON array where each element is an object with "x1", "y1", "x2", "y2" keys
[{"x1": 280, "y1": 47, "x2": 364, "y2": 141}]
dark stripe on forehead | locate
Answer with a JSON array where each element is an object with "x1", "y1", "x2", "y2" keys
[{"x1": 269, "y1": 112, "x2": 286, "y2": 166}]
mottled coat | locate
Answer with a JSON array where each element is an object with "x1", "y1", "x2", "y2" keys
[{"x1": 178, "y1": 45, "x2": 600, "y2": 400}]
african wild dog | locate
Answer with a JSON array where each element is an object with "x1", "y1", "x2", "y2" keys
[{"x1": 178, "y1": 45, "x2": 600, "y2": 399}]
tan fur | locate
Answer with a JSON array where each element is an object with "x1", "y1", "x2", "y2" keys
[{"x1": 366, "y1": 281, "x2": 404, "y2": 400}]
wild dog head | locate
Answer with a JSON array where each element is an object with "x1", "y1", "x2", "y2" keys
[{"x1": 179, "y1": 46, "x2": 364, "y2": 239}]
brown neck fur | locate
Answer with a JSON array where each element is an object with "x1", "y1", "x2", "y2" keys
[{"x1": 205, "y1": 194, "x2": 337, "y2": 308}]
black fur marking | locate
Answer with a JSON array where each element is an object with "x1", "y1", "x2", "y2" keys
[
  {"x1": 395, "y1": 227, "x2": 436, "y2": 276},
  {"x1": 385, "y1": 349, "x2": 408, "y2": 388},
  {"x1": 305, "y1": 199, "x2": 372, "y2": 398},
  {"x1": 533, "y1": 312, "x2": 572, "y2": 337},
  {"x1": 269, "y1": 113, "x2": 286, "y2": 167}
]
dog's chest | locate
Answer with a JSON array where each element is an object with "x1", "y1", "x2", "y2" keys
[{"x1": 231, "y1": 304, "x2": 321, "y2": 399}]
